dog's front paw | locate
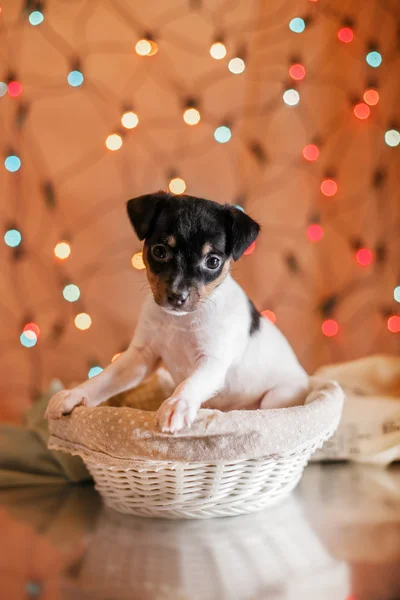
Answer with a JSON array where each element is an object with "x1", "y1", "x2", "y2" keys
[
  {"x1": 45, "y1": 388, "x2": 88, "y2": 420},
  {"x1": 155, "y1": 396, "x2": 198, "y2": 433}
]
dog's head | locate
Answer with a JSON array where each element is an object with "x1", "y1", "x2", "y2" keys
[{"x1": 126, "y1": 191, "x2": 260, "y2": 314}]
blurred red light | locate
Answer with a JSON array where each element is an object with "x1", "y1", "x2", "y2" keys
[
  {"x1": 320, "y1": 179, "x2": 337, "y2": 197},
  {"x1": 8, "y1": 81, "x2": 23, "y2": 97},
  {"x1": 322, "y1": 319, "x2": 339, "y2": 337},
  {"x1": 23, "y1": 322, "x2": 40, "y2": 337},
  {"x1": 356, "y1": 248, "x2": 373, "y2": 266},
  {"x1": 337, "y1": 27, "x2": 354, "y2": 43},
  {"x1": 289, "y1": 64, "x2": 306, "y2": 81},
  {"x1": 363, "y1": 89, "x2": 379, "y2": 106},
  {"x1": 302, "y1": 144, "x2": 319, "y2": 161},
  {"x1": 354, "y1": 102, "x2": 370, "y2": 120},
  {"x1": 244, "y1": 241, "x2": 256, "y2": 256},
  {"x1": 261, "y1": 310, "x2": 276, "y2": 324},
  {"x1": 307, "y1": 224, "x2": 324, "y2": 242},
  {"x1": 387, "y1": 315, "x2": 400, "y2": 333}
]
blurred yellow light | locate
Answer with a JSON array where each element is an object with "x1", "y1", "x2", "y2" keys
[
  {"x1": 111, "y1": 352, "x2": 122, "y2": 362},
  {"x1": 183, "y1": 107, "x2": 200, "y2": 125},
  {"x1": 131, "y1": 252, "x2": 146, "y2": 270},
  {"x1": 106, "y1": 134, "x2": 123, "y2": 151},
  {"x1": 54, "y1": 241, "x2": 71, "y2": 259},
  {"x1": 210, "y1": 42, "x2": 227, "y2": 60},
  {"x1": 148, "y1": 40, "x2": 158, "y2": 56},
  {"x1": 135, "y1": 39, "x2": 152, "y2": 56},
  {"x1": 121, "y1": 111, "x2": 139, "y2": 129},
  {"x1": 74, "y1": 312, "x2": 92, "y2": 330},
  {"x1": 169, "y1": 177, "x2": 186, "y2": 195}
]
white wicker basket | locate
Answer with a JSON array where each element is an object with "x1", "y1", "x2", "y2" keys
[{"x1": 49, "y1": 375, "x2": 343, "y2": 519}]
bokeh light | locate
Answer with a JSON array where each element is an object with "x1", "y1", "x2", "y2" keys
[
  {"x1": 384, "y1": 129, "x2": 400, "y2": 147},
  {"x1": 356, "y1": 248, "x2": 373, "y2": 266},
  {"x1": 67, "y1": 70, "x2": 84, "y2": 87},
  {"x1": 289, "y1": 18, "x2": 305, "y2": 33},
  {"x1": 29, "y1": 10, "x2": 44, "y2": 25},
  {"x1": 320, "y1": 179, "x2": 338, "y2": 197},
  {"x1": 307, "y1": 224, "x2": 324, "y2": 242},
  {"x1": 63, "y1": 284, "x2": 80, "y2": 302},
  {"x1": 289, "y1": 63, "x2": 306, "y2": 80},
  {"x1": 302, "y1": 144, "x2": 319, "y2": 161},
  {"x1": 214, "y1": 125, "x2": 232, "y2": 143},
  {"x1": 8, "y1": 81, "x2": 23, "y2": 97},
  {"x1": 54, "y1": 241, "x2": 71, "y2": 259},
  {"x1": 210, "y1": 42, "x2": 227, "y2": 60},
  {"x1": 105, "y1": 133, "x2": 123, "y2": 151},
  {"x1": 183, "y1": 107, "x2": 201, "y2": 125},
  {"x1": 394, "y1": 286, "x2": 400, "y2": 303},
  {"x1": 387, "y1": 315, "x2": 400, "y2": 333},
  {"x1": 135, "y1": 39, "x2": 152, "y2": 56},
  {"x1": 244, "y1": 240, "x2": 256, "y2": 256},
  {"x1": 24, "y1": 322, "x2": 40, "y2": 338},
  {"x1": 131, "y1": 252, "x2": 146, "y2": 270},
  {"x1": 121, "y1": 111, "x2": 139, "y2": 129},
  {"x1": 4, "y1": 229, "x2": 22, "y2": 247},
  {"x1": 354, "y1": 102, "x2": 370, "y2": 120},
  {"x1": 228, "y1": 57, "x2": 245, "y2": 74},
  {"x1": 74, "y1": 313, "x2": 92, "y2": 330},
  {"x1": 261, "y1": 309, "x2": 276, "y2": 324},
  {"x1": 112, "y1": 352, "x2": 122, "y2": 362},
  {"x1": 147, "y1": 41, "x2": 158, "y2": 56},
  {"x1": 363, "y1": 89, "x2": 379, "y2": 106},
  {"x1": 20, "y1": 330, "x2": 37, "y2": 348},
  {"x1": 4, "y1": 155, "x2": 21, "y2": 172},
  {"x1": 366, "y1": 51, "x2": 382, "y2": 68},
  {"x1": 322, "y1": 319, "x2": 339, "y2": 337},
  {"x1": 0, "y1": 82, "x2": 7, "y2": 97},
  {"x1": 337, "y1": 27, "x2": 354, "y2": 43},
  {"x1": 168, "y1": 177, "x2": 186, "y2": 195},
  {"x1": 88, "y1": 366, "x2": 103, "y2": 378},
  {"x1": 283, "y1": 89, "x2": 300, "y2": 106}
]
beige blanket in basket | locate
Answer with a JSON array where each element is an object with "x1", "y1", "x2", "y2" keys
[{"x1": 48, "y1": 375, "x2": 343, "y2": 465}]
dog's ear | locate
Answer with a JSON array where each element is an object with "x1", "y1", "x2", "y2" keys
[
  {"x1": 225, "y1": 206, "x2": 260, "y2": 261},
  {"x1": 126, "y1": 191, "x2": 169, "y2": 240}
]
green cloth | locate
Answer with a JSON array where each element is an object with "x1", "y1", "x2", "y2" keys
[{"x1": 0, "y1": 392, "x2": 91, "y2": 487}]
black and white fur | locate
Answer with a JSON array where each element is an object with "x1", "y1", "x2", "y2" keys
[{"x1": 46, "y1": 192, "x2": 308, "y2": 432}]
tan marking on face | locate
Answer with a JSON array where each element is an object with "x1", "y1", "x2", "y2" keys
[
  {"x1": 167, "y1": 235, "x2": 176, "y2": 248},
  {"x1": 199, "y1": 260, "x2": 231, "y2": 301},
  {"x1": 143, "y1": 245, "x2": 165, "y2": 304},
  {"x1": 202, "y1": 243, "x2": 213, "y2": 256}
]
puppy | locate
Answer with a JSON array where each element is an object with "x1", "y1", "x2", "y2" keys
[{"x1": 45, "y1": 192, "x2": 308, "y2": 432}]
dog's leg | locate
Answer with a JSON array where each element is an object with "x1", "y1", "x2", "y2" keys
[
  {"x1": 45, "y1": 345, "x2": 159, "y2": 419},
  {"x1": 259, "y1": 382, "x2": 309, "y2": 410},
  {"x1": 155, "y1": 358, "x2": 228, "y2": 433}
]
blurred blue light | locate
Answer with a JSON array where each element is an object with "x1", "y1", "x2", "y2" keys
[
  {"x1": 63, "y1": 284, "x2": 80, "y2": 302},
  {"x1": 29, "y1": 11, "x2": 44, "y2": 26},
  {"x1": 4, "y1": 229, "x2": 22, "y2": 247},
  {"x1": 67, "y1": 70, "x2": 84, "y2": 87},
  {"x1": 289, "y1": 18, "x2": 305, "y2": 33},
  {"x1": 88, "y1": 366, "x2": 103, "y2": 378},
  {"x1": 20, "y1": 331, "x2": 37, "y2": 348},
  {"x1": 214, "y1": 126, "x2": 232, "y2": 143},
  {"x1": 366, "y1": 51, "x2": 382, "y2": 68},
  {"x1": 4, "y1": 155, "x2": 21, "y2": 172}
]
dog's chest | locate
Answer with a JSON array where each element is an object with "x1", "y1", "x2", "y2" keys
[{"x1": 154, "y1": 320, "x2": 205, "y2": 384}]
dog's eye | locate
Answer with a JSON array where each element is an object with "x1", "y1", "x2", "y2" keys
[
  {"x1": 205, "y1": 255, "x2": 221, "y2": 269},
  {"x1": 151, "y1": 244, "x2": 168, "y2": 260}
]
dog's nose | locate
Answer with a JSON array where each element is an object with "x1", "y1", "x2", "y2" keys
[{"x1": 167, "y1": 290, "x2": 189, "y2": 307}]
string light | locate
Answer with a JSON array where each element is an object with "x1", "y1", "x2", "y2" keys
[
  {"x1": 387, "y1": 315, "x2": 400, "y2": 333},
  {"x1": 363, "y1": 89, "x2": 379, "y2": 106},
  {"x1": 307, "y1": 224, "x2": 324, "y2": 242},
  {"x1": 105, "y1": 134, "x2": 123, "y2": 151},
  {"x1": 131, "y1": 252, "x2": 146, "y2": 269},
  {"x1": 394, "y1": 286, "x2": 400, "y2": 303},
  {"x1": 355, "y1": 248, "x2": 373, "y2": 266},
  {"x1": 261, "y1": 309, "x2": 276, "y2": 324},
  {"x1": 88, "y1": 366, "x2": 103, "y2": 378},
  {"x1": 54, "y1": 241, "x2": 71, "y2": 259},
  {"x1": 354, "y1": 102, "x2": 370, "y2": 120},
  {"x1": 20, "y1": 330, "x2": 37, "y2": 348},
  {"x1": 289, "y1": 63, "x2": 306, "y2": 80},
  {"x1": 289, "y1": 18, "x2": 306, "y2": 33},
  {"x1": 135, "y1": 39, "x2": 158, "y2": 56},
  {"x1": 168, "y1": 177, "x2": 186, "y2": 195},
  {"x1": 320, "y1": 178, "x2": 337, "y2": 197},
  {"x1": 8, "y1": 81, "x2": 23, "y2": 97},
  {"x1": 366, "y1": 51, "x2": 382, "y2": 68},
  {"x1": 4, "y1": 155, "x2": 21, "y2": 172},
  {"x1": 244, "y1": 241, "x2": 256, "y2": 256},
  {"x1": 24, "y1": 322, "x2": 40, "y2": 338},
  {"x1": 67, "y1": 70, "x2": 84, "y2": 87},
  {"x1": 28, "y1": 11, "x2": 44, "y2": 26},
  {"x1": 0, "y1": 82, "x2": 7, "y2": 97},
  {"x1": 210, "y1": 42, "x2": 227, "y2": 60},
  {"x1": 322, "y1": 319, "x2": 339, "y2": 337},
  {"x1": 384, "y1": 129, "x2": 400, "y2": 147},
  {"x1": 302, "y1": 144, "x2": 319, "y2": 161},
  {"x1": 63, "y1": 284, "x2": 80, "y2": 302},
  {"x1": 74, "y1": 313, "x2": 91, "y2": 330},
  {"x1": 121, "y1": 111, "x2": 139, "y2": 129},
  {"x1": 228, "y1": 57, "x2": 245, "y2": 74},
  {"x1": 4, "y1": 229, "x2": 22, "y2": 247},
  {"x1": 183, "y1": 107, "x2": 201, "y2": 125},
  {"x1": 214, "y1": 125, "x2": 232, "y2": 143},
  {"x1": 283, "y1": 89, "x2": 300, "y2": 106},
  {"x1": 337, "y1": 27, "x2": 354, "y2": 43}
]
